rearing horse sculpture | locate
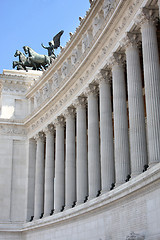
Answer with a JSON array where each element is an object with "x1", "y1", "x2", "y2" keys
[
  {"x1": 23, "y1": 46, "x2": 51, "y2": 70},
  {"x1": 13, "y1": 50, "x2": 33, "y2": 71}
]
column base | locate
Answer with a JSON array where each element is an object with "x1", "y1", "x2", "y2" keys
[
  {"x1": 54, "y1": 209, "x2": 60, "y2": 214},
  {"x1": 88, "y1": 194, "x2": 97, "y2": 200},
  {"x1": 101, "y1": 188, "x2": 110, "y2": 195},
  {"x1": 64, "y1": 205, "x2": 71, "y2": 211},
  {"x1": 43, "y1": 213, "x2": 50, "y2": 218},
  {"x1": 115, "y1": 182, "x2": 124, "y2": 188},
  {"x1": 130, "y1": 172, "x2": 142, "y2": 179},
  {"x1": 149, "y1": 162, "x2": 159, "y2": 168},
  {"x1": 76, "y1": 201, "x2": 84, "y2": 206},
  {"x1": 33, "y1": 216, "x2": 39, "y2": 221}
]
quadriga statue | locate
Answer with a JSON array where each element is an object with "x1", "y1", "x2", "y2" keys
[{"x1": 13, "y1": 30, "x2": 64, "y2": 71}]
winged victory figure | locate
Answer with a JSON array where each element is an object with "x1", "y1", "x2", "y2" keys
[{"x1": 41, "y1": 30, "x2": 64, "y2": 60}]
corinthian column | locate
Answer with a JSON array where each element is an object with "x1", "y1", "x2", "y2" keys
[
  {"x1": 110, "y1": 53, "x2": 130, "y2": 186},
  {"x1": 139, "y1": 8, "x2": 160, "y2": 166},
  {"x1": 34, "y1": 132, "x2": 45, "y2": 220},
  {"x1": 96, "y1": 70, "x2": 114, "y2": 193},
  {"x1": 86, "y1": 84, "x2": 101, "y2": 199},
  {"x1": 54, "y1": 116, "x2": 65, "y2": 213},
  {"x1": 44, "y1": 124, "x2": 54, "y2": 217},
  {"x1": 74, "y1": 96, "x2": 88, "y2": 205},
  {"x1": 123, "y1": 33, "x2": 147, "y2": 177},
  {"x1": 64, "y1": 107, "x2": 76, "y2": 209}
]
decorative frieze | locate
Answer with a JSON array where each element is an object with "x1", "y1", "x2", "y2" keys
[
  {"x1": 0, "y1": 125, "x2": 27, "y2": 136},
  {"x1": 102, "y1": 0, "x2": 115, "y2": 18},
  {"x1": 92, "y1": 11, "x2": 103, "y2": 37}
]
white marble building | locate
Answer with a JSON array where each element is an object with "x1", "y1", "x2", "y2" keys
[{"x1": 0, "y1": 0, "x2": 160, "y2": 239}]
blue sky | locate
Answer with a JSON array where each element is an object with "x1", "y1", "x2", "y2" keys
[{"x1": 0, "y1": 0, "x2": 90, "y2": 73}]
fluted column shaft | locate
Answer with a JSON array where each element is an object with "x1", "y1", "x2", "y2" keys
[
  {"x1": 141, "y1": 11, "x2": 160, "y2": 166},
  {"x1": 26, "y1": 138, "x2": 36, "y2": 221},
  {"x1": 87, "y1": 85, "x2": 101, "y2": 199},
  {"x1": 76, "y1": 97, "x2": 88, "y2": 204},
  {"x1": 44, "y1": 125, "x2": 54, "y2": 217},
  {"x1": 34, "y1": 132, "x2": 45, "y2": 219},
  {"x1": 112, "y1": 55, "x2": 130, "y2": 186},
  {"x1": 98, "y1": 72, "x2": 114, "y2": 192},
  {"x1": 125, "y1": 34, "x2": 147, "y2": 177},
  {"x1": 65, "y1": 108, "x2": 76, "y2": 209},
  {"x1": 54, "y1": 117, "x2": 65, "y2": 213}
]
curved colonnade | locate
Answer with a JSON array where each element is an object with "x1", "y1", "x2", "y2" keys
[{"x1": 27, "y1": 1, "x2": 160, "y2": 222}]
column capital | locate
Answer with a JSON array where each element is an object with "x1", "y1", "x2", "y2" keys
[
  {"x1": 108, "y1": 52, "x2": 125, "y2": 68},
  {"x1": 54, "y1": 116, "x2": 65, "y2": 127},
  {"x1": 64, "y1": 106, "x2": 76, "y2": 118},
  {"x1": 126, "y1": 232, "x2": 145, "y2": 240},
  {"x1": 73, "y1": 96, "x2": 87, "y2": 108},
  {"x1": 44, "y1": 124, "x2": 54, "y2": 135},
  {"x1": 84, "y1": 83, "x2": 99, "y2": 97},
  {"x1": 95, "y1": 69, "x2": 112, "y2": 85},
  {"x1": 121, "y1": 32, "x2": 141, "y2": 49},
  {"x1": 136, "y1": 7, "x2": 159, "y2": 27},
  {"x1": 35, "y1": 131, "x2": 45, "y2": 141}
]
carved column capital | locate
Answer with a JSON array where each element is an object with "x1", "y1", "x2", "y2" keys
[
  {"x1": 108, "y1": 52, "x2": 125, "y2": 68},
  {"x1": 121, "y1": 32, "x2": 141, "y2": 49},
  {"x1": 64, "y1": 106, "x2": 76, "y2": 118},
  {"x1": 54, "y1": 116, "x2": 65, "y2": 127},
  {"x1": 84, "y1": 83, "x2": 99, "y2": 97},
  {"x1": 136, "y1": 7, "x2": 159, "y2": 26},
  {"x1": 44, "y1": 124, "x2": 54, "y2": 135},
  {"x1": 126, "y1": 232, "x2": 145, "y2": 240},
  {"x1": 73, "y1": 96, "x2": 87, "y2": 108},
  {"x1": 35, "y1": 131, "x2": 45, "y2": 141},
  {"x1": 95, "y1": 69, "x2": 112, "y2": 84}
]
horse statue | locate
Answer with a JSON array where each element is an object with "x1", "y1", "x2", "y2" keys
[
  {"x1": 13, "y1": 50, "x2": 34, "y2": 71},
  {"x1": 23, "y1": 46, "x2": 51, "y2": 70},
  {"x1": 13, "y1": 30, "x2": 64, "y2": 71}
]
